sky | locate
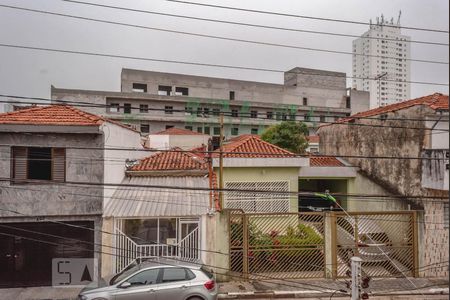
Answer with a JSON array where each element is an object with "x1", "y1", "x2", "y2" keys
[{"x1": 0, "y1": 0, "x2": 448, "y2": 103}]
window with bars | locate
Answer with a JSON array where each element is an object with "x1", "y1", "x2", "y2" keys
[
  {"x1": 11, "y1": 147, "x2": 65, "y2": 183},
  {"x1": 224, "y1": 181, "x2": 290, "y2": 213}
]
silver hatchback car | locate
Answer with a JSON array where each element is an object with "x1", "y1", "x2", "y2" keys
[{"x1": 78, "y1": 258, "x2": 218, "y2": 300}]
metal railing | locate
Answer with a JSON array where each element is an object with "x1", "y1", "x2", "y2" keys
[{"x1": 114, "y1": 227, "x2": 199, "y2": 273}]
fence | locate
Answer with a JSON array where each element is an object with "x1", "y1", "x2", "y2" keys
[{"x1": 229, "y1": 210, "x2": 417, "y2": 280}]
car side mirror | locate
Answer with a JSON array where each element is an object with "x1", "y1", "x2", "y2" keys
[{"x1": 119, "y1": 282, "x2": 132, "y2": 288}]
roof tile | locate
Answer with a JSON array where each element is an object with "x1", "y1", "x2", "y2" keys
[
  {"x1": 336, "y1": 93, "x2": 448, "y2": 124},
  {"x1": 310, "y1": 156, "x2": 344, "y2": 167},
  {"x1": 131, "y1": 148, "x2": 208, "y2": 171},
  {"x1": 215, "y1": 134, "x2": 296, "y2": 158}
]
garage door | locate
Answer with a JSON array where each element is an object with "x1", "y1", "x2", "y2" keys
[{"x1": 0, "y1": 221, "x2": 94, "y2": 287}]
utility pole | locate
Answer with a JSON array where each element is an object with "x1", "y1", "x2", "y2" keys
[
  {"x1": 351, "y1": 256, "x2": 363, "y2": 300},
  {"x1": 219, "y1": 113, "x2": 224, "y2": 210}
]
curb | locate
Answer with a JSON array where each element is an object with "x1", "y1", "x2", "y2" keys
[{"x1": 218, "y1": 288, "x2": 449, "y2": 299}]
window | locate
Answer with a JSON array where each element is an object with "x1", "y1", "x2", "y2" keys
[
  {"x1": 231, "y1": 109, "x2": 239, "y2": 118},
  {"x1": 229, "y1": 91, "x2": 235, "y2": 100},
  {"x1": 251, "y1": 128, "x2": 258, "y2": 135},
  {"x1": 185, "y1": 126, "x2": 193, "y2": 131},
  {"x1": 250, "y1": 111, "x2": 258, "y2": 118},
  {"x1": 158, "y1": 85, "x2": 172, "y2": 96},
  {"x1": 161, "y1": 268, "x2": 192, "y2": 283},
  {"x1": 203, "y1": 108, "x2": 210, "y2": 118},
  {"x1": 302, "y1": 97, "x2": 308, "y2": 106},
  {"x1": 346, "y1": 97, "x2": 351, "y2": 109},
  {"x1": 289, "y1": 112, "x2": 296, "y2": 121},
  {"x1": 164, "y1": 106, "x2": 173, "y2": 114},
  {"x1": 139, "y1": 104, "x2": 149, "y2": 113},
  {"x1": 224, "y1": 181, "x2": 290, "y2": 213},
  {"x1": 165, "y1": 125, "x2": 174, "y2": 130},
  {"x1": 197, "y1": 127, "x2": 203, "y2": 133},
  {"x1": 175, "y1": 87, "x2": 189, "y2": 96},
  {"x1": 11, "y1": 147, "x2": 65, "y2": 182},
  {"x1": 124, "y1": 103, "x2": 132, "y2": 114},
  {"x1": 204, "y1": 127, "x2": 210, "y2": 135},
  {"x1": 127, "y1": 269, "x2": 160, "y2": 286},
  {"x1": 266, "y1": 111, "x2": 273, "y2": 119},
  {"x1": 213, "y1": 127, "x2": 220, "y2": 135},
  {"x1": 319, "y1": 115, "x2": 326, "y2": 123},
  {"x1": 185, "y1": 106, "x2": 193, "y2": 115},
  {"x1": 231, "y1": 127, "x2": 239, "y2": 136},
  {"x1": 212, "y1": 108, "x2": 220, "y2": 116},
  {"x1": 132, "y1": 83, "x2": 147, "y2": 93},
  {"x1": 304, "y1": 114, "x2": 311, "y2": 122},
  {"x1": 109, "y1": 103, "x2": 120, "y2": 113},
  {"x1": 140, "y1": 124, "x2": 150, "y2": 134}
]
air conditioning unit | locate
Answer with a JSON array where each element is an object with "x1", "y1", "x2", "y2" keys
[{"x1": 166, "y1": 238, "x2": 177, "y2": 245}]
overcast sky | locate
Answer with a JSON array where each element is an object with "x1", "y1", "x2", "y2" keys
[{"x1": 0, "y1": 0, "x2": 448, "y2": 102}]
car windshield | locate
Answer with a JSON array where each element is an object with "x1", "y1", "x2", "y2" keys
[{"x1": 110, "y1": 263, "x2": 141, "y2": 285}]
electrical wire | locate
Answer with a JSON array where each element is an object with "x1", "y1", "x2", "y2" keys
[
  {"x1": 0, "y1": 43, "x2": 449, "y2": 86},
  {"x1": 2, "y1": 96, "x2": 449, "y2": 125},
  {"x1": 166, "y1": 0, "x2": 450, "y2": 34},
  {"x1": 0, "y1": 4, "x2": 447, "y2": 65},
  {"x1": 60, "y1": 0, "x2": 448, "y2": 46}
]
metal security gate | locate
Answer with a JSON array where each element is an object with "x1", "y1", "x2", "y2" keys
[
  {"x1": 333, "y1": 211, "x2": 417, "y2": 278},
  {"x1": 229, "y1": 211, "x2": 326, "y2": 279}
]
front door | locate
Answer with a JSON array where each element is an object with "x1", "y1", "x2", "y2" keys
[
  {"x1": 178, "y1": 220, "x2": 199, "y2": 261},
  {"x1": 0, "y1": 234, "x2": 15, "y2": 287}
]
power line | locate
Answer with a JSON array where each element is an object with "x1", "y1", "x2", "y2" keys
[
  {"x1": 1, "y1": 98, "x2": 449, "y2": 132},
  {"x1": 60, "y1": 0, "x2": 448, "y2": 47},
  {"x1": 2, "y1": 139, "x2": 449, "y2": 161},
  {"x1": 0, "y1": 44, "x2": 448, "y2": 86},
  {"x1": 166, "y1": 0, "x2": 450, "y2": 34},
  {"x1": 2, "y1": 95, "x2": 450, "y2": 123},
  {"x1": 1, "y1": 177, "x2": 448, "y2": 199},
  {"x1": 0, "y1": 5, "x2": 447, "y2": 65}
]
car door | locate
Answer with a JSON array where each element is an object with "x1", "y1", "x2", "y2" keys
[
  {"x1": 155, "y1": 268, "x2": 193, "y2": 300},
  {"x1": 114, "y1": 268, "x2": 160, "y2": 300}
]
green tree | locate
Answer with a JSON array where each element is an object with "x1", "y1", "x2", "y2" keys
[{"x1": 261, "y1": 121, "x2": 309, "y2": 153}]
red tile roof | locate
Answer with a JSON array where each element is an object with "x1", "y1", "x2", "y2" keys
[
  {"x1": 215, "y1": 134, "x2": 296, "y2": 158},
  {"x1": 338, "y1": 93, "x2": 448, "y2": 124},
  {"x1": 130, "y1": 148, "x2": 208, "y2": 171},
  {"x1": 307, "y1": 135, "x2": 320, "y2": 143},
  {"x1": 310, "y1": 156, "x2": 345, "y2": 167},
  {"x1": 0, "y1": 105, "x2": 138, "y2": 132},
  {"x1": 0, "y1": 105, "x2": 104, "y2": 126},
  {"x1": 154, "y1": 127, "x2": 206, "y2": 135}
]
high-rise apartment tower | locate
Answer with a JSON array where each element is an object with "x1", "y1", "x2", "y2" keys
[{"x1": 352, "y1": 13, "x2": 411, "y2": 108}]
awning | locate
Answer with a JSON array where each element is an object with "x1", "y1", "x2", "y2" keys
[{"x1": 104, "y1": 176, "x2": 210, "y2": 217}]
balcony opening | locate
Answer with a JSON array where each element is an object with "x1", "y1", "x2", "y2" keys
[
  {"x1": 132, "y1": 83, "x2": 147, "y2": 93},
  {"x1": 175, "y1": 87, "x2": 189, "y2": 96},
  {"x1": 158, "y1": 85, "x2": 172, "y2": 96}
]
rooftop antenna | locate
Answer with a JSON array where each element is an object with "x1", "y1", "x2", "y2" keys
[
  {"x1": 376, "y1": 16, "x2": 380, "y2": 24},
  {"x1": 397, "y1": 10, "x2": 402, "y2": 25},
  {"x1": 381, "y1": 14, "x2": 384, "y2": 23},
  {"x1": 390, "y1": 17, "x2": 394, "y2": 24}
]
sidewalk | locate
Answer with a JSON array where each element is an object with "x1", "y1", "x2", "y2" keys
[
  {"x1": 218, "y1": 277, "x2": 449, "y2": 299},
  {"x1": 0, "y1": 278, "x2": 447, "y2": 300}
]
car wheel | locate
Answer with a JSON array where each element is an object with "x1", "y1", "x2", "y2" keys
[{"x1": 187, "y1": 297, "x2": 204, "y2": 300}]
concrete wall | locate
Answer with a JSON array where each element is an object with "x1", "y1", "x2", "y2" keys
[
  {"x1": 318, "y1": 104, "x2": 449, "y2": 277},
  {"x1": 148, "y1": 134, "x2": 209, "y2": 150},
  {"x1": 102, "y1": 122, "x2": 145, "y2": 206},
  {"x1": 0, "y1": 132, "x2": 104, "y2": 217},
  {"x1": 121, "y1": 68, "x2": 351, "y2": 109}
]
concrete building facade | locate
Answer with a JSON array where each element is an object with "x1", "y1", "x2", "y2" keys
[
  {"x1": 0, "y1": 105, "x2": 144, "y2": 287},
  {"x1": 318, "y1": 93, "x2": 449, "y2": 277},
  {"x1": 352, "y1": 14, "x2": 411, "y2": 108},
  {"x1": 52, "y1": 68, "x2": 369, "y2": 139}
]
